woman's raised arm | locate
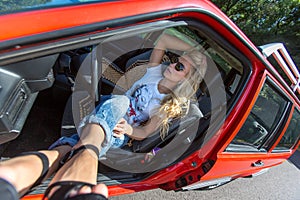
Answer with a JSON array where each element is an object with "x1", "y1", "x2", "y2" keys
[{"x1": 149, "y1": 33, "x2": 194, "y2": 66}]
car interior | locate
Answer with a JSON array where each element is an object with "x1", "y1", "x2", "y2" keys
[{"x1": 0, "y1": 21, "x2": 250, "y2": 191}]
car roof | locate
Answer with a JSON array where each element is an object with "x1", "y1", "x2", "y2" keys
[{"x1": 0, "y1": 0, "x2": 232, "y2": 42}]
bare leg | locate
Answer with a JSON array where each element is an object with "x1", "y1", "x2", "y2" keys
[
  {"x1": 0, "y1": 145, "x2": 71, "y2": 195},
  {"x1": 0, "y1": 123, "x2": 108, "y2": 199},
  {"x1": 49, "y1": 123, "x2": 108, "y2": 197},
  {"x1": 50, "y1": 124, "x2": 104, "y2": 184}
]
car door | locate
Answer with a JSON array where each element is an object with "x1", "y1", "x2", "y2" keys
[{"x1": 199, "y1": 72, "x2": 297, "y2": 183}]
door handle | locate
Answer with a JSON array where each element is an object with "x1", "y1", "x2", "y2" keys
[{"x1": 251, "y1": 160, "x2": 264, "y2": 167}]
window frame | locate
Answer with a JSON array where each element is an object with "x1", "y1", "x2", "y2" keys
[
  {"x1": 272, "y1": 107, "x2": 300, "y2": 152},
  {"x1": 225, "y1": 76, "x2": 293, "y2": 153}
]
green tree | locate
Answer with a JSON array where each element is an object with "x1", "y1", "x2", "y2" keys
[{"x1": 212, "y1": 0, "x2": 300, "y2": 67}]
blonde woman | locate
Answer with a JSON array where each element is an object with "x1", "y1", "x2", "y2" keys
[{"x1": 50, "y1": 33, "x2": 207, "y2": 158}]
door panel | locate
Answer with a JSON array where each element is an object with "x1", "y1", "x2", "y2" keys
[
  {"x1": 202, "y1": 75, "x2": 293, "y2": 181},
  {"x1": 201, "y1": 154, "x2": 285, "y2": 180}
]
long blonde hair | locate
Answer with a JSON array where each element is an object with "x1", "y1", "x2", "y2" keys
[{"x1": 158, "y1": 50, "x2": 207, "y2": 139}]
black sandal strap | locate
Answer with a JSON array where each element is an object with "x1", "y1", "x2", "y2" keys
[
  {"x1": 44, "y1": 181, "x2": 107, "y2": 200},
  {"x1": 67, "y1": 193, "x2": 108, "y2": 200},
  {"x1": 0, "y1": 178, "x2": 18, "y2": 200},
  {"x1": 60, "y1": 144, "x2": 100, "y2": 166},
  {"x1": 17, "y1": 151, "x2": 49, "y2": 192}
]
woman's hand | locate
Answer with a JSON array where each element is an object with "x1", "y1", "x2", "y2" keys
[{"x1": 113, "y1": 118, "x2": 133, "y2": 137}]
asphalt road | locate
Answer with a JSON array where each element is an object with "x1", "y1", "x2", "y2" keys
[{"x1": 111, "y1": 153, "x2": 300, "y2": 200}]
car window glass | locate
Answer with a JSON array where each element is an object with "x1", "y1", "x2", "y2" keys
[
  {"x1": 225, "y1": 80, "x2": 289, "y2": 152},
  {"x1": 273, "y1": 108, "x2": 300, "y2": 152},
  {"x1": 100, "y1": 25, "x2": 245, "y2": 103},
  {"x1": 96, "y1": 24, "x2": 248, "y2": 163}
]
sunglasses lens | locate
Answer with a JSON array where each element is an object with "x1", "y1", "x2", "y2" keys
[
  {"x1": 171, "y1": 55, "x2": 178, "y2": 63},
  {"x1": 175, "y1": 62, "x2": 185, "y2": 71}
]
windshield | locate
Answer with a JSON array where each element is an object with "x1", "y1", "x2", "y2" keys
[{"x1": 0, "y1": 0, "x2": 112, "y2": 15}]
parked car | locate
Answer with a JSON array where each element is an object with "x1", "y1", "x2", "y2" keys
[{"x1": 0, "y1": 0, "x2": 299, "y2": 199}]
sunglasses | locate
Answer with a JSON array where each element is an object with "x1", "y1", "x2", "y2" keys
[
  {"x1": 170, "y1": 55, "x2": 185, "y2": 72},
  {"x1": 174, "y1": 62, "x2": 185, "y2": 71}
]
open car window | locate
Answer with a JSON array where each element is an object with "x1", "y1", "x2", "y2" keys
[{"x1": 0, "y1": 20, "x2": 250, "y2": 172}]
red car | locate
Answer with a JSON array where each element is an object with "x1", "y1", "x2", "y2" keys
[{"x1": 0, "y1": 0, "x2": 299, "y2": 199}]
